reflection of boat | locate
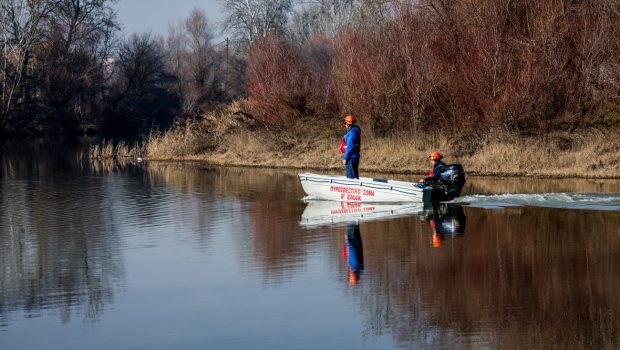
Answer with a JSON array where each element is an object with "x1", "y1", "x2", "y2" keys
[
  {"x1": 300, "y1": 200, "x2": 424, "y2": 226},
  {"x1": 299, "y1": 170, "x2": 465, "y2": 203}
]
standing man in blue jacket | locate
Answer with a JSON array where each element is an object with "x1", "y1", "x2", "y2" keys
[{"x1": 342, "y1": 115, "x2": 361, "y2": 179}]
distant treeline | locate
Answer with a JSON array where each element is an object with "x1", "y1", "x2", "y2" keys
[
  {"x1": 0, "y1": 0, "x2": 241, "y2": 135},
  {"x1": 2, "y1": 0, "x2": 619, "y2": 136}
]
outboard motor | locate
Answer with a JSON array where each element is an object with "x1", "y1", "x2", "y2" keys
[
  {"x1": 440, "y1": 164, "x2": 466, "y2": 200},
  {"x1": 421, "y1": 163, "x2": 467, "y2": 202}
]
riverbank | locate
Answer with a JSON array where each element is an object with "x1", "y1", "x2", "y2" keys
[{"x1": 91, "y1": 104, "x2": 620, "y2": 179}]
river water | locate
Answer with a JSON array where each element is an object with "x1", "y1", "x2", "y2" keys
[{"x1": 1, "y1": 139, "x2": 619, "y2": 349}]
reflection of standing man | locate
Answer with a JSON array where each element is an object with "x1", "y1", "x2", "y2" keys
[
  {"x1": 342, "y1": 115, "x2": 361, "y2": 179},
  {"x1": 343, "y1": 223, "x2": 364, "y2": 284}
]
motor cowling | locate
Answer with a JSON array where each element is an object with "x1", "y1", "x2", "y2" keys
[{"x1": 440, "y1": 164, "x2": 466, "y2": 199}]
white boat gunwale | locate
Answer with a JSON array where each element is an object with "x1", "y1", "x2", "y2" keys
[{"x1": 299, "y1": 173, "x2": 420, "y2": 193}]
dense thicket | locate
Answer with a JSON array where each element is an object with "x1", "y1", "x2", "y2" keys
[
  {"x1": 248, "y1": 0, "x2": 620, "y2": 135},
  {"x1": 1, "y1": 0, "x2": 619, "y2": 136}
]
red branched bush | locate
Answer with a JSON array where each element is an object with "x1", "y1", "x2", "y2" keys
[
  {"x1": 246, "y1": 34, "x2": 302, "y2": 126},
  {"x1": 246, "y1": 33, "x2": 337, "y2": 126},
  {"x1": 245, "y1": 0, "x2": 620, "y2": 136}
]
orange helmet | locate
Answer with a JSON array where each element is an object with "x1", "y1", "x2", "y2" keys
[
  {"x1": 428, "y1": 152, "x2": 443, "y2": 160},
  {"x1": 344, "y1": 115, "x2": 356, "y2": 125}
]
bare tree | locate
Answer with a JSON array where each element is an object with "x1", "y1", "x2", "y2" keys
[
  {"x1": 165, "y1": 24, "x2": 192, "y2": 110},
  {"x1": 108, "y1": 33, "x2": 179, "y2": 132},
  {"x1": 184, "y1": 9, "x2": 218, "y2": 107},
  {"x1": 291, "y1": 0, "x2": 390, "y2": 41},
  {"x1": 165, "y1": 9, "x2": 223, "y2": 113},
  {"x1": 220, "y1": 0, "x2": 293, "y2": 49},
  {"x1": 313, "y1": 0, "x2": 358, "y2": 35},
  {"x1": 39, "y1": 0, "x2": 118, "y2": 129},
  {"x1": 288, "y1": 6, "x2": 322, "y2": 42},
  {"x1": 0, "y1": 0, "x2": 53, "y2": 131}
]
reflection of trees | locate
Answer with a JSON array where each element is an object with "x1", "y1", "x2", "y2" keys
[
  {"x1": 142, "y1": 163, "x2": 313, "y2": 284},
  {"x1": 248, "y1": 189, "x2": 308, "y2": 283},
  {"x1": 354, "y1": 207, "x2": 620, "y2": 348},
  {"x1": 1, "y1": 138, "x2": 124, "y2": 324}
]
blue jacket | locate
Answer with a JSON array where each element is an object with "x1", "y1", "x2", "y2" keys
[
  {"x1": 343, "y1": 125, "x2": 361, "y2": 161},
  {"x1": 424, "y1": 160, "x2": 447, "y2": 182}
]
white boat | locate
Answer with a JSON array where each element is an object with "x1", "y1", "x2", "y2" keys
[
  {"x1": 298, "y1": 173, "x2": 425, "y2": 203},
  {"x1": 300, "y1": 200, "x2": 425, "y2": 226}
]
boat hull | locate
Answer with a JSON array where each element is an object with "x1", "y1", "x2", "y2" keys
[{"x1": 298, "y1": 173, "x2": 425, "y2": 203}]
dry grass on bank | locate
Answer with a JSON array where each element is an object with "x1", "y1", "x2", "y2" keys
[
  {"x1": 465, "y1": 130, "x2": 620, "y2": 177},
  {"x1": 101, "y1": 104, "x2": 620, "y2": 178},
  {"x1": 89, "y1": 140, "x2": 143, "y2": 160}
]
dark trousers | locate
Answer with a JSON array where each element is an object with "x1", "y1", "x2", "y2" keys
[{"x1": 346, "y1": 157, "x2": 360, "y2": 179}]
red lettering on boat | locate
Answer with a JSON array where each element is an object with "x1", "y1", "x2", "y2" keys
[
  {"x1": 346, "y1": 194, "x2": 361, "y2": 201},
  {"x1": 330, "y1": 186, "x2": 361, "y2": 195}
]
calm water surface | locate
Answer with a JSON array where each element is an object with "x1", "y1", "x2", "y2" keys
[{"x1": 1, "y1": 139, "x2": 619, "y2": 349}]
